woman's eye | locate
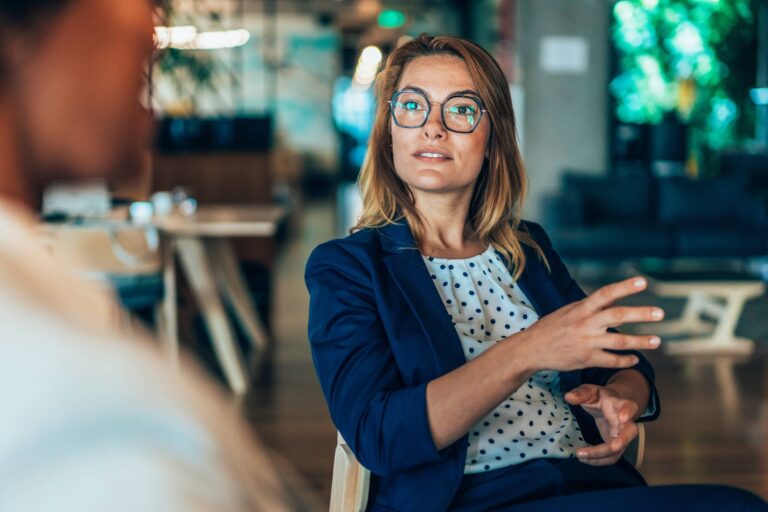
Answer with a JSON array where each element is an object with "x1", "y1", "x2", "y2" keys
[
  {"x1": 404, "y1": 101, "x2": 421, "y2": 111},
  {"x1": 453, "y1": 105, "x2": 476, "y2": 115}
]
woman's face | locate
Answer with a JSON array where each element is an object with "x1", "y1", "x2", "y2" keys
[{"x1": 390, "y1": 54, "x2": 491, "y2": 200}]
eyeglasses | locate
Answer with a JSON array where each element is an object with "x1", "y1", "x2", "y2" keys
[{"x1": 388, "y1": 89, "x2": 487, "y2": 134}]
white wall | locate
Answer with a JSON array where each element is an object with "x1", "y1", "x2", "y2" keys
[{"x1": 518, "y1": 0, "x2": 612, "y2": 221}]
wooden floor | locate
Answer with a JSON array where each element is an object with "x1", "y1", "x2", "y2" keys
[{"x1": 243, "y1": 199, "x2": 768, "y2": 505}]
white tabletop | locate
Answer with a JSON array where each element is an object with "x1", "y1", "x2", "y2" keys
[{"x1": 154, "y1": 204, "x2": 286, "y2": 237}]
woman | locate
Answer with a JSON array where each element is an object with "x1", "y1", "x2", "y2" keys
[{"x1": 306, "y1": 34, "x2": 766, "y2": 511}]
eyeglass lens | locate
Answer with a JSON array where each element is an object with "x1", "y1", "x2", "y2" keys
[{"x1": 391, "y1": 91, "x2": 482, "y2": 133}]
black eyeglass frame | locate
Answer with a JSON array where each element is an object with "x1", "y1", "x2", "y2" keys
[{"x1": 387, "y1": 89, "x2": 488, "y2": 134}]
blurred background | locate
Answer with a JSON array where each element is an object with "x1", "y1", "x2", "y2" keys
[{"x1": 57, "y1": 0, "x2": 768, "y2": 505}]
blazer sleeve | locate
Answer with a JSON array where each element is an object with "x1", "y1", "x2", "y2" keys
[
  {"x1": 525, "y1": 222, "x2": 660, "y2": 422},
  {"x1": 305, "y1": 241, "x2": 446, "y2": 475}
]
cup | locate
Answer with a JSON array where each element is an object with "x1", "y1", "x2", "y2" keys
[{"x1": 151, "y1": 191, "x2": 173, "y2": 216}]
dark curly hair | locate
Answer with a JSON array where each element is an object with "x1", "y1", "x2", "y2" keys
[
  {"x1": 0, "y1": 0, "x2": 166, "y2": 27},
  {"x1": 0, "y1": 0, "x2": 70, "y2": 27}
]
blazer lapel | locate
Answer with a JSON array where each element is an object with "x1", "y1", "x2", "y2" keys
[{"x1": 379, "y1": 222, "x2": 467, "y2": 375}]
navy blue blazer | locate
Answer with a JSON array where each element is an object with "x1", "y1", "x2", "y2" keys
[{"x1": 306, "y1": 220, "x2": 660, "y2": 512}]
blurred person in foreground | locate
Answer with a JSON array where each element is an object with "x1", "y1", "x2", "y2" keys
[
  {"x1": 0, "y1": 0, "x2": 310, "y2": 510},
  {"x1": 306, "y1": 34, "x2": 767, "y2": 511}
]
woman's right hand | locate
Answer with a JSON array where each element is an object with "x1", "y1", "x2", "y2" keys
[{"x1": 515, "y1": 276, "x2": 664, "y2": 372}]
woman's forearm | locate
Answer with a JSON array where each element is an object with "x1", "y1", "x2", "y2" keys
[
  {"x1": 604, "y1": 369, "x2": 651, "y2": 420},
  {"x1": 425, "y1": 336, "x2": 535, "y2": 450}
]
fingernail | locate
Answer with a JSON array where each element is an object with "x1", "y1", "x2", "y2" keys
[
  {"x1": 649, "y1": 336, "x2": 661, "y2": 347},
  {"x1": 652, "y1": 308, "x2": 664, "y2": 319},
  {"x1": 577, "y1": 451, "x2": 586, "y2": 458},
  {"x1": 631, "y1": 357, "x2": 639, "y2": 365},
  {"x1": 634, "y1": 278, "x2": 646, "y2": 288}
]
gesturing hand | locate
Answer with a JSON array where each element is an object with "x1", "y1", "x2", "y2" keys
[
  {"x1": 565, "y1": 384, "x2": 640, "y2": 466},
  {"x1": 515, "y1": 276, "x2": 664, "y2": 373}
]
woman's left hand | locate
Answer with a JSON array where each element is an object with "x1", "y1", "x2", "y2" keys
[{"x1": 564, "y1": 383, "x2": 640, "y2": 466}]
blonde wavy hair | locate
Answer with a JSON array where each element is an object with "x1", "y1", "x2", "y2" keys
[{"x1": 352, "y1": 33, "x2": 546, "y2": 279}]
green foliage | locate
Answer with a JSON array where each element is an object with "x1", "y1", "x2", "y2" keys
[
  {"x1": 156, "y1": 48, "x2": 216, "y2": 92},
  {"x1": 152, "y1": 0, "x2": 217, "y2": 103},
  {"x1": 610, "y1": 0, "x2": 757, "y2": 152}
]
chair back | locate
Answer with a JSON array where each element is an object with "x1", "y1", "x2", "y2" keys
[
  {"x1": 329, "y1": 424, "x2": 646, "y2": 512},
  {"x1": 329, "y1": 432, "x2": 370, "y2": 512}
]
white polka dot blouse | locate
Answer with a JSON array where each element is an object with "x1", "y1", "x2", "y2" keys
[{"x1": 423, "y1": 245, "x2": 588, "y2": 474}]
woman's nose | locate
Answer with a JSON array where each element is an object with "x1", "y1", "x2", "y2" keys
[{"x1": 422, "y1": 105, "x2": 446, "y2": 139}]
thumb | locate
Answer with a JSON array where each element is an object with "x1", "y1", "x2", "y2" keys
[{"x1": 565, "y1": 384, "x2": 600, "y2": 406}]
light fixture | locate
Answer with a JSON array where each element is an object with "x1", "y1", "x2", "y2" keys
[
  {"x1": 353, "y1": 45, "x2": 383, "y2": 88},
  {"x1": 154, "y1": 25, "x2": 197, "y2": 49},
  {"x1": 154, "y1": 26, "x2": 251, "y2": 50},
  {"x1": 193, "y1": 29, "x2": 251, "y2": 50}
]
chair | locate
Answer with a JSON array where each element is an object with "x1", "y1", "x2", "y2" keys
[
  {"x1": 329, "y1": 432, "x2": 371, "y2": 512},
  {"x1": 329, "y1": 424, "x2": 646, "y2": 512}
]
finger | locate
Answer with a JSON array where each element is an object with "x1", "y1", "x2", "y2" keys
[
  {"x1": 579, "y1": 454, "x2": 622, "y2": 466},
  {"x1": 576, "y1": 440, "x2": 622, "y2": 461},
  {"x1": 564, "y1": 384, "x2": 600, "y2": 406},
  {"x1": 601, "y1": 399, "x2": 622, "y2": 437},
  {"x1": 588, "y1": 351, "x2": 640, "y2": 369},
  {"x1": 597, "y1": 333, "x2": 661, "y2": 352},
  {"x1": 592, "y1": 306, "x2": 665, "y2": 329},
  {"x1": 576, "y1": 424, "x2": 636, "y2": 461},
  {"x1": 583, "y1": 277, "x2": 648, "y2": 313},
  {"x1": 610, "y1": 422, "x2": 638, "y2": 451},
  {"x1": 618, "y1": 400, "x2": 639, "y2": 424}
]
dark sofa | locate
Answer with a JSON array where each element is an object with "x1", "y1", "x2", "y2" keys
[{"x1": 541, "y1": 171, "x2": 768, "y2": 261}]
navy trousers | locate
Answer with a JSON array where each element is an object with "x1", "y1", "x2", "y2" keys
[{"x1": 448, "y1": 457, "x2": 767, "y2": 511}]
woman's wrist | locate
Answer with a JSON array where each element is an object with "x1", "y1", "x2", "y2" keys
[{"x1": 495, "y1": 331, "x2": 539, "y2": 386}]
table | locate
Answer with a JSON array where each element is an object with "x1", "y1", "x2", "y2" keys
[
  {"x1": 637, "y1": 271, "x2": 765, "y2": 356},
  {"x1": 155, "y1": 204, "x2": 286, "y2": 395}
]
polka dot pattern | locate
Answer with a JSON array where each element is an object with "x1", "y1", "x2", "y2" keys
[{"x1": 423, "y1": 246, "x2": 588, "y2": 474}]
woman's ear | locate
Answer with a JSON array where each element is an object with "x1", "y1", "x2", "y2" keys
[
  {"x1": 0, "y1": 27, "x2": 33, "y2": 78},
  {"x1": 0, "y1": 31, "x2": 12, "y2": 84}
]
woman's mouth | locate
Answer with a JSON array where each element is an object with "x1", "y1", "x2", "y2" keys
[{"x1": 414, "y1": 151, "x2": 452, "y2": 162}]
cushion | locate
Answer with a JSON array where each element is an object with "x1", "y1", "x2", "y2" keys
[
  {"x1": 562, "y1": 172, "x2": 654, "y2": 224},
  {"x1": 674, "y1": 225, "x2": 768, "y2": 257},
  {"x1": 657, "y1": 176, "x2": 767, "y2": 226},
  {"x1": 548, "y1": 224, "x2": 675, "y2": 259}
]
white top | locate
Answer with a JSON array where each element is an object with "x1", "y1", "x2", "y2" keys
[
  {"x1": 423, "y1": 245, "x2": 588, "y2": 474},
  {"x1": 0, "y1": 200, "x2": 299, "y2": 511}
]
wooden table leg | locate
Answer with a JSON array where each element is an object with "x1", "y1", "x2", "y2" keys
[
  {"x1": 207, "y1": 238, "x2": 271, "y2": 353},
  {"x1": 176, "y1": 236, "x2": 249, "y2": 395},
  {"x1": 158, "y1": 234, "x2": 179, "y2": 368}
]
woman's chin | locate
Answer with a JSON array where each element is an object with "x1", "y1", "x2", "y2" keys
[
  {"x1": 403, "y1": 170, "x2": 450, "y2": 190},
  {"x1": 409, "y1": 180, "x2": 450, "y2": 194},
  {"x1": 398, "y1": 169, "x2": 475, "y2": 196},
  {"x1": 409, "y1": 181, "x2": 474, "y2": 197}
]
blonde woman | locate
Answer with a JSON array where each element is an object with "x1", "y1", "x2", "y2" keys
[{"x1": 306, "y1": 34, "x2": 766, "y2": 511}]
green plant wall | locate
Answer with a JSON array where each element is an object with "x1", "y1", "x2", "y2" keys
[{"x1": 610, "y1": 0, "x2": 757, "y2": 163}]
